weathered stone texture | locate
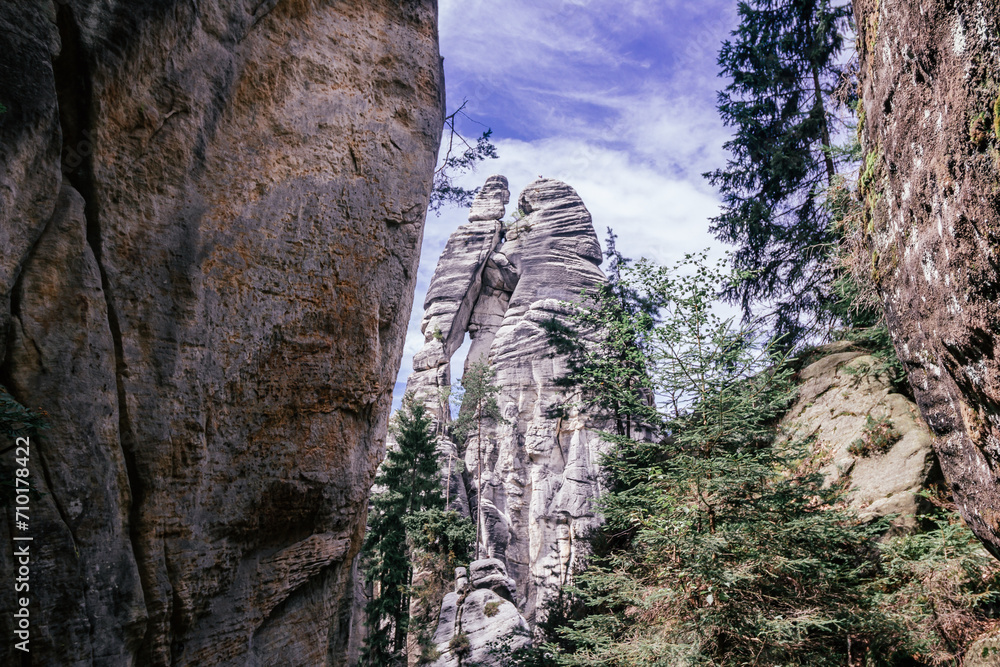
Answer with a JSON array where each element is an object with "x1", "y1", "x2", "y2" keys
[
  {"x1": 468, "y1": 179, "x2": 608, "y2": 624},
  {"x1": 396, "y1": 177, "x2": 608, "y2": 659},
  {"x1": 427, "y1": 559, "x2": 530, "y2": 667},
  {"x1": 0, "y1": 1, "x2": 443, "y2": 664},
  {"x1": 854, "y1": 0, "x2": 1000, "y2": 555},
  {"x1": 781, "y1": 342, "x2": 937, "y2": 525}
]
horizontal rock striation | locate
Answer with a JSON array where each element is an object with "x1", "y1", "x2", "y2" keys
[
  {"x1": 470, "y1": 179, "x2": 608, "y2": 624},
  {"x1": 427, "y1": 559, "x2": 530, "y2": 667},
  {"x1": 854, "y1": 0, "x2": 1000, "y2": 555},
  {"x1": 0, "y1": 1, "x2": 443, "y2": 665}
]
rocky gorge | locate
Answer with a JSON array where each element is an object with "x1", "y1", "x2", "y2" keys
[
  {"x1": 360, "y1": 176, "x2": 944, "y2": 664},
  {"x1": 6, "y1": 0, "x2": 1000, "y2": 664}
]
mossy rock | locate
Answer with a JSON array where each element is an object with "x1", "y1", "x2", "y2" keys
[{"x1": 966, "y1": 630, "x2": 1000, "y2": 667}]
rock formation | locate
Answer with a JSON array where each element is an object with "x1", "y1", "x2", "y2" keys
[
  {"x1": 854, "y1": 0, "x2": 1000, "y2": 556},
  {"x1": 427, "y1": 560, "x2": 530, "y2": 667},
  {"x1": 0, "y1": 1, "x2": 443, "y2": 665},
  {"x1": 781, "y1": 342, "x2": 938, "y2": 526},
  {"x1": 396, "y1": 175, "x2": 609, "y2": 659}
]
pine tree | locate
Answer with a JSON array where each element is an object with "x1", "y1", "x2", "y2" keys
[
  {"x1": 362, "y1": 395, "x2": 465, "y2": 666},
  {"x1": 706, "y1": 0, "x2": 852, "y2": 345},
  {"x1": 429, "y1": 101, "x2": 499, "y2": 214}
]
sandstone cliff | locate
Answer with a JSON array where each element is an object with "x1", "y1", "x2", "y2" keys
[
  {"x1": 0, "y1": 1, "x2": 443, "y2": 665},
  {"x1": 388, "y1": 176, "x2": 608, "y2": 662},
  {"x1": 854, "y1": 0, "x2": 1000, "y2": 556}
]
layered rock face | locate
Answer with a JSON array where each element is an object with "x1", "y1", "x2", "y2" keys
[
  {"x1": 0, "y1": 1, "x2": 443, "y2": 665},
  {"x1": 854, "y1": 0, "x2": 1000, "y2": 555},
  {"x1": 401, "y1": 176, "x2": 608, "y2": 658}
]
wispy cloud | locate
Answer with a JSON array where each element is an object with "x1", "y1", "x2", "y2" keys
[{"x1": 394, "y1": 0, "x2": 740, "y2": 408}]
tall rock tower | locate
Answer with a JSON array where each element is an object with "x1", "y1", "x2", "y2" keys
[{"x1": 402, "y1": 175, "x2": 610, "y2": 663}]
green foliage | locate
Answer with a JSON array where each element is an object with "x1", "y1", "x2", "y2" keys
[
  {"x1": 450, "y1": 361, "x2": 504, "y2": 560},
  {"x1": 848, "y1": 414, "x2": 900, "y2": 458},
  {"x1": 0, "y1": 385, "x2": 47, "y2": 438},
  {"x1": 827, "y1": 140, "x2": 907, "y2": 392},
  {"x1": 0, "y1": 102, "x2": 7, "y2": 115},
  {"x1": 406, "y1": 507, "x2": 476, "y2": 663},
  {"x1": 404, "y1": 508, "x2": 476, "y2": 567},
  {"x1": 994, "y1": 92, "x2": 1000, "y2": 142},
  {"x1": 450, "y1": 361, "x2": 503, "y2": 445},
  {"x1": 429, "y1": 101, "x2": 499, "y2": 214},
  {"x1": 706, "y1": 0, "x2": 853, "y2": 345},
  {"x1": 484, "y1": 601, "x2": 501, "y2": 617},
  {"x1": 543, "y1": 229, "x2": 660, "y2": 440},
  {"x1": 449, "y1": 631, "x2": 471, "y2": 658},
  {"x1": 539, "y1": 254, "x2": 922, "y2": 666},
  {"x1": 970, "y1": 110, "x2": 991, "y2": 148},
  {"x1": 873, "y1": 505, "x2": 1000, "y2": 664},
  {"x1": 362, "y1": 395, "x2": 473, "y2": 667}
]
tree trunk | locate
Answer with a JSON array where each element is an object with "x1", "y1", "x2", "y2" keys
[
  {"x1": 812, "y1": 63, "x2": 836, "y2": 185},
  {"x1": 476, "y1": 402, "x2": 484, "y2": 559}
]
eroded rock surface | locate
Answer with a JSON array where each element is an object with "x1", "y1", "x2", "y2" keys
[
  {"x1": 854, "y1": 0, "x2": 1000, "y2": 555},
  {"x1": 427, "y1": 560, "x2": 530, "y2": 667},
  {"x1": 781, "y1": 342, "x2": 937, "y2": 524},
  {"x1": 398, "y1": 176, "x2": 608, "y2": 658},
  {"x1": 0, "y1": 1, "x2": 443, "y2": 664}
]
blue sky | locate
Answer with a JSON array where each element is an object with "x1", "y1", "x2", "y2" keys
[{"x1": 393, "y1": 0, "x2": 741, "y2": 408}]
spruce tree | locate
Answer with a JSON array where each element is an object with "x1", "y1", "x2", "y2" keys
[
  {"x1": 706, "y1": 0, "x2": 852, "y2": 344},
  {"x1": 536, "y1": 255, "x2": 917, "y2": 665},
  {"x1": 451, "y1": 361, "x2": 503, "y2": 560},
  {"x1": 362, "y1": 396, "x2": 452, "y2": 666},
  {"x1": 543, "y1": 230, "x2": 660, "y2": 441}
]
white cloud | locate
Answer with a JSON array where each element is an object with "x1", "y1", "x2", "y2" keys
[{"x1": 394, "y1": 1, "x2": 742, "y2": 408}]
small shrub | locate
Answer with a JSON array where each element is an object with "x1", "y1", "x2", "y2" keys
[
  {"x1": 994, "y1": 92, "x2": 1000, "y2": 141},
  {"x1": 418, "y1": 645, "x2": 442, "y2": 663},
  {"x1": 484, "y1": 600, "x2": 501, "y2": 617},
  {"x1": 849, "y1": 414, "x2": 901, "y2": 457},
  {"x1": 0, "y1": 386, "x2": 48, "y2": 438},
  {"x1": 875, "y1": 506, "x2": 1000, "y2": 664},
  {"x1": 970, "y1": 111, "x2": 990, "y2": 148},
  {"x1": 449, "y1": 631, "x2": 471, "y2": 657}
]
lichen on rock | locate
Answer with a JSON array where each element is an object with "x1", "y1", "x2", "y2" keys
[{"x1": 854, "y1": 0, "x2": 1000, "y2": 557}]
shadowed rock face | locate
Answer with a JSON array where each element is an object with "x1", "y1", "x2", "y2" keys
[
  {"x1": 0, "y1": 1, "x2": 443, "y2": 665},
  {"x1": 854, "y1": 0, "x2": 1000, "y2": 556}
]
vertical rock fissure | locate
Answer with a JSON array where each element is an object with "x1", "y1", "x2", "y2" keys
[{"x1": 52, "y1": 4, "x2": 152, "y2": 652}]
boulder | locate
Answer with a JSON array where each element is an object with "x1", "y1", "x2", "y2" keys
[{"x1": 781, "y1": 343, "x2": 938, "y2": 525}]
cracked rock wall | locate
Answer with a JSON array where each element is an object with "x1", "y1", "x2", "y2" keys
[
  {"x1": 854, "y1": 0, "x2": 1000, "y2": 556},
  {"x1": 0, "y1": 1, "x2": 443, "y2": 665}
]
